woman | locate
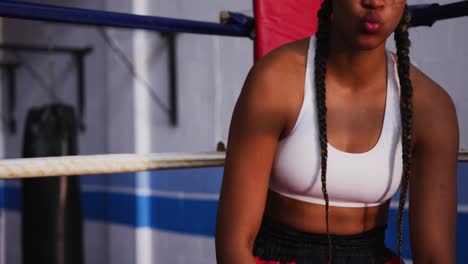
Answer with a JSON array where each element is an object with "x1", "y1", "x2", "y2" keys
[{"x1": 215, "y1": 0, "x2": 458, "y2": 263}]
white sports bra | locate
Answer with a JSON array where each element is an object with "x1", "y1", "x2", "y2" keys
[{"x1": 269, "y1": 36, "x2": 403, "y2": 208}]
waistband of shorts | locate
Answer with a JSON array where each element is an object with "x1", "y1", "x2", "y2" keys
[
  {"x1": 254, "y1": 219, "x2": 387, "y2": 250},
  {"x1": 253, "y1": 220, "x2": 394, "y2": 262}
]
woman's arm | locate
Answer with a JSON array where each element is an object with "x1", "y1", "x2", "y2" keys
[
  {"x1": 410, "y1": 67, "x2": 459, "y2": 264},
  {"x1": 215, "y1": 53, "x2": 293, "y2": 264}
]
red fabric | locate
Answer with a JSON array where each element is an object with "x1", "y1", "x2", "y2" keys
[
  {"x1": 253, "y1": 0, "x2": 322, "y2": 61},
  {"x1": 385, "y1": 256, "x2": 402, "y2": 264}
]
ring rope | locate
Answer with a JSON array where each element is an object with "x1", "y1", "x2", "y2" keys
[
  {"x1": 0, "y1": 153, "x2": 225, "y2": 179},
  {"x1": 0, "y1": 1, "x2": 251, "y2": 37},
  {"x1": 459, "y1": 150, "x2": 468, "y2": 161}
]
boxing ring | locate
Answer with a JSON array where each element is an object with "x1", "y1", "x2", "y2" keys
[
  {"x1": 0, "y1": 1, "x2": 466, "y2": 177},
  {"x1": 0, "y1": 1, "x2": 467, "y2": 263}
]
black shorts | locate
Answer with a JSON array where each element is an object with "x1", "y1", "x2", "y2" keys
[{"x1": 253, "y1": 220, "x2": 402, "y2": 264}]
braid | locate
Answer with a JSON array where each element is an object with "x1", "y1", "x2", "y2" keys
[
  {"x1": 314, "y1": 3, "x2": 413, "y2": 264},
  {"x1": 314, "y1": 0, "x2": 333, "y2": 263},
  {"x1": 394, "y1": 6, "x2": 413, "y2": 263}
]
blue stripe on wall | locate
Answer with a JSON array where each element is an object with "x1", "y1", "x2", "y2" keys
[
  {"x1": 82, "y1": 191, "x2": 219, "y2": 236},
  {"x1": 385, "y1": 208, "x2": 411, "y2": 258},
  {"x1": 3, "y1": 186, "x2": 20, "y2": 210},
  {"x1": 0, "y1": 183, "x2": 3, "y2": 209},
  {"x1": 80, "y1": 167, "x2": 224, "y2": 194},
  {"x1": 1, "y1": 187, "x2": 218, "y2": 236},
  {"x1": 458, "y1": 163, "x2": 468, "y2": 204}
]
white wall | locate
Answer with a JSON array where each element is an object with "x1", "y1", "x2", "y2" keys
[
  {"x1": 1, "y1": 2, "x2": 109, "y2": 157},
  {"x1": 126, "y1": 0, "x2": 253, "y2": 153}
]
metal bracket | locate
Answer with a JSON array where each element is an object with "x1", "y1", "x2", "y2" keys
[
  {"x1": 160, "y1": 33, "x2": 178, "y2": 126},
  {"x1": 0, "y1": 43, "x2": 92, "y2": 132},
  {"x1": 0, "y1": 62, "x2": 21, "y2": 133}
]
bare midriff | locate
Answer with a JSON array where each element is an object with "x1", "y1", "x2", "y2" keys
[{"x1": 263, "y1": 189, "x2": 390, "y2": 235}]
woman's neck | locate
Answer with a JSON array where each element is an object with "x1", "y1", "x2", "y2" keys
[{"x1": 326, "y1": 33, "x2": 388, "y2": 91}]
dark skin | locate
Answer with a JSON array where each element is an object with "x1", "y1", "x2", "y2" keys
[{"x1": 215, "y1": 0, "x2": 459, "y2": 263}]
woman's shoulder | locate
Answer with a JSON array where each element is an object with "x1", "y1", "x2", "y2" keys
[
  {"x1": 389, "y1": 51, "x2": 455, "y2": 117},
  {"x1": 408, "y1": 63, "x2": 458, "y2": 148},
  {"x1": 242, "y1": 37, "x2": 310, "y2": 107},
  {"x1": 236, "y1": 38, "x2": 311, "y2": 138},
  {"x1": 252, "y1": 37, "x2": 310, "y2": 82},
  {"x1": 409, "y1": 64, "x2": 455, "y2": 117},
  {"x1": 388, "y1": 52, "x2": 449, "y2": 103}
]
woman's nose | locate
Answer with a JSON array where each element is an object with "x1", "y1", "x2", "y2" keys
[{"x1": 361, "y1": 0, "x2": 385, "y2": 9}]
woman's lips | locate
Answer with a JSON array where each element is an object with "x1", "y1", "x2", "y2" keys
[
  {"x1": 364, "y1": 21, "x2": 381, "y2": 33},
  {"x1": 363, "y1": 13, "x2": 382, "y2": 33}
]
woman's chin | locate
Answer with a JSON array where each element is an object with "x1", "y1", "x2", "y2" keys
[
  {"x1": 352, "y1": 35, "x2": 387, "y2": 51},
  {"x1": 334, "y1": 31, "x2": 388, "y2": 51}
]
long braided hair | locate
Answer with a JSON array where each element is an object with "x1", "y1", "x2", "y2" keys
[{"x1": 314, "y1": 2, "x2": 413, "y2": 263}]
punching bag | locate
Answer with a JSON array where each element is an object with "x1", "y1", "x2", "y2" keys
[{"x1": 21, "y1": 103, "x2": 83, "y2": 264}]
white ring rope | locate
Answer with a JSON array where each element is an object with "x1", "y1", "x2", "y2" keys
[
  {"x1": 459, "y1": 150, "x2": 468, "y2": 161},
  {"x1": 0, "y1": 153, "x2": 225, "y2": 179}
]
